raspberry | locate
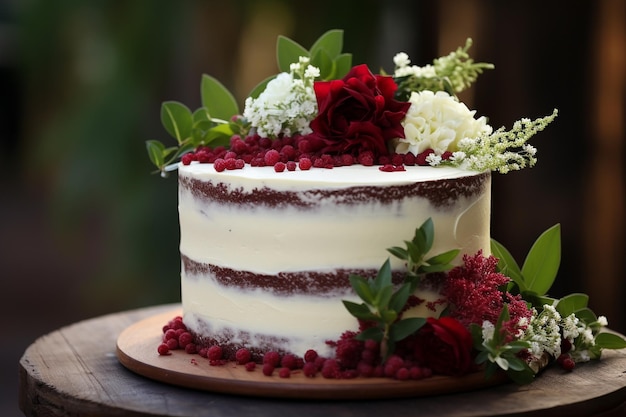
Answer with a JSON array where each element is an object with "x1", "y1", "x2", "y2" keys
[
  {"x1": 170, "y1": 317, "x2": 187, "y2": 330},
  {"x1": 264, "y1": 149, "x2": 281, "y2": 166},
  {"x1": 281, "y1": 354, "x2": 298, "y2": 370},
  {"x1": 184, "y1": 343, "x2": 197, "y2": 354},
  {"x1": 164, "y1": 329, "x2": 177, "y2": 341},
  {"x1": 409, "y1": 366, "x2": 423, "y2": 380},
  {"x1": 364, "y1": 339, "x2": 379, "y2": 352},
  {"x1": 195, "y1": 150, "x2": 211, "y2": 163},
  {"x1": 278, "y1": 367, "x2": 291, "y2": 378},
  {"x1": 166, "y1": 338, "x2": 179, "y2": 350},
  {"x1": 262, "y1": 363, "x2": 275, "y2": 376},
  {"x1": 259, "y1": 137, "x2": 272, "y2": 149},
  {"x1": 340, "y1": 154, "x2": 355, "y2": 166},
  {"x1": 225, "y1": 158, "x2": 238, "y2": 170},
  {"x1": 274, "y1": 162, "x2": 286, "y2": 172},
  {"x1": 157, "y1": 343, "x2": 170, "y2": 355},
  {"x1": 441, "y1": 151, "x2": 453, "y2": 160},
  {"x1": 263, "y1": 351, "x2": 281, "y2": 367},
  {"x1": 383, "y1": 355, "x2": 404, "y2": 377},
  {"x1": 321, "y1": 359, "x2": 340, "y2": 379},
  {"x1": 235, "y1": 348, "x2": 251, "y2": 365},
  {"x1": 379, "y1": 164, "x2": 394, "y2": 172},
  {"x1": 298, "y1": 157, "x2": 312, "y2": 170},
  {"x1": 391, "y1": 153, "x2": 404, "y2": 166},
  {"x1": 198, "y1": 348, "x2": 208, "y2": 358},
  {"x1": 224, "y1": 151, "x2": 237, "y2": 160},
  {"x1": 395, "y1": 367, "x2": 410, "y2": 380},
  {"x1": 280, "y1": 145, "x2": 296, "y2": 159},
  {"x1": 403, "y1": 152, "x2": 416, "y2": 166},
  {"x1": 178, "y1": 332, "x2": 193, "y2": 348},
  {"x1": 234, "y1": 159, "x2": 245, "y2": 169},
  {"x1": 181, "y1": 153, "x2": 195, "y2": 165},
  {"x1": 214, "y1": 158, "x2": 226, "y2": 172},
  {"x1": 286, "y1": 161, "x2": 297, "y2": 171},
  {"x1": 416, "y1": 149, "x2": 434, "y2": 166},
  {"x1": 304, "y1": 349, "x2": 318, "y2": 363},
  {"x1": 207, "y1": 346, "x2": 223, "y2": 361},
  {"x1": 245, "y1": 362, "x2": 256, "y2": 372},
  {"x1": 356, "y1": 362, "x2": 374, "y2": 377},
  {"x1": 231, "y1": 139, "x2": 248, "y2": 154},
  {"x1": 358, "y1": 151, "x2": 374, "y2": 166},
  {"x1": 302, "y1": 362, "x2": 317, "y2": 377}
]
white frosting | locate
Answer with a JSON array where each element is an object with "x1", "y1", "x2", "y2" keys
[{"x1": 178, "y1": 163, "x2": 492, "y2": 357}]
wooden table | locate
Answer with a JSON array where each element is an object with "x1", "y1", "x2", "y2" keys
[{"x1": 18, "y1": 304, "x2": 626, "y2": 417}]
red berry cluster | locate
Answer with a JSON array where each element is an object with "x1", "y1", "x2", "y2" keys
[
  {"x1": 180, "y1": 134, "x2": 446, "y2": 173},
  {"x1": 157, "y1": 316, "x2": 197, "y2": 355},
  {"x1": 556, "y1": 338, "x2": 576, "y2": 371},
  {"x1": 156, "y1": 316, "x2": 434, "y2": 381}
]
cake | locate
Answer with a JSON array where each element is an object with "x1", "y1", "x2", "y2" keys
[
  {"x1": 179, "y1": 163, "x2": 491, "y2": 358},
  {"x1": 147, "y1": 30, "x2": 625, "y2": 382}
]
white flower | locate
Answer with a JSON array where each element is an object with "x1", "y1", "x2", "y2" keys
[
  {"x1": 243, "y1": 57, "x2": 319, "y2": 138},
  {"x1": 597, "y1": 316, "x2": 608, "y2": 326},
  {"x1": 395, "y1": 90, "x2": 492, "y2": 157},
  {"x1": 481, "y1": 320, "x2": 495, "y2": 342},
  {"x1": 393, "y1": 52, "x2": 411, "y2": 68}
]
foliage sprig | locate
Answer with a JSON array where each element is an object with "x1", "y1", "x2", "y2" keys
[{"x1": 342, "y1": 218, "x2": 459, "y2": 361}]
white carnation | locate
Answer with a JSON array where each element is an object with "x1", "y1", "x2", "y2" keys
[{"x1": 395, "y1": 90, "x2": 492, "y2": 157}]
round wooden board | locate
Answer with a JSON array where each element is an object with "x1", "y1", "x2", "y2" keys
[{"x1": 116, "y1": 308, "x2": 509, "y2": 400}]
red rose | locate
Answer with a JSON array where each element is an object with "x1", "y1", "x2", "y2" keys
[
  {"x1": 413, "y1": 316, "x2": 475, "y2": 376},
  {"x1": 306, "y1": 64, "x2": 410, "y2": 158}
]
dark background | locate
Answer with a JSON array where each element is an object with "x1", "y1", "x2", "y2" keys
[{"x1": 3, "y1": 1, "x2": 625, "y2": 415}]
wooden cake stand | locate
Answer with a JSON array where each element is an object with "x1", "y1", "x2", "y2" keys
[{"x1": 19, "y1": 303, "x2": 626, "y2": 417}]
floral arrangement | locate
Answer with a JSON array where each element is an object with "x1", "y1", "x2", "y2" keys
[
  {"x1": 146, "y1": 30, "x2": 557, "y2": 176},
  {"x1": 149, "y1": 30, "x2": 625, "y2": 383},
  {"x1": 343, "y1": 220, "x2": 626, "y2": 383}
]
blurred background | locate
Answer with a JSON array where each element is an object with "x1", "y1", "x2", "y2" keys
[{"x1": 3, "y1": 0, "x2": 624, "y2": 415}]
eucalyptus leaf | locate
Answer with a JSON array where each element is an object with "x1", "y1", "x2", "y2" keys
[
  {"x1": 521, "y1": 224, "x2": 561, "y2": 295},
  {"x1": 145, "y1": 140, "x2": 165, "y2": 168},
  {"x1": 490, "y1": 238, "x2": 524, "y2": 286},
  {"x1": 555, "y1": 293, "x2": 589, "y2": 317},
  {"x1": 248, "y1": 75, "x2": 276, "y2": 99},
  {"x1": 309, "y1": 29, "x2": 344, "y2": 60},
  {"x1": 310, "y1": 48, "x2": 334, "y2": 80},
  {"x1": 276, "y1": 35, "x2": 309, "y2": 73},
  {"x1": 201, "y1": 74, "x2": 239, "y2": 121},
  {"x1": 333, "y1": 53, "x2": 353, "y2": 79},
  {"x1": 574, "y1": 307, "x2": 597, "y2": 325},
  {"x1": 595, "y1": 332, "x2": 626, "y2": 349},
  {"x1": 161, "y1": 101, "x2": 193, "y2": 143}
]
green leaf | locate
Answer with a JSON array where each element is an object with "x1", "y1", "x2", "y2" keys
[
  {"x1": 521, "y1": 224, "x2": 561, "y2": 295},
  {"x1": 309, "y1": 29, "x2": 344, "y2": 60},
  {"x1": 426, "y1": 249, "x2": 460, "y2": 266},
  {"x1": 374, "y1": 285, "x2": 394, "y2": 311},
  {"x1": 555, "y1": 293, "x2": 589, "y2": 317},
  {"x1": 145, "y1": 140, "x2": 165, "y2": 168},
  {"x1": 574, "y1": 307, "x2": 597, "y2": 325},
  {"x1": 201, "y1": 74, "x2": 239, "y2": 121},
  {"x1": 405, "y1": 240, "x2": 424, "y2": 264},
  {"x1": 387, "y1": 246, "x2": 408, "y2": 261},
  {"x1": 310, "y1": 48, "x2": 334, "y2": 80},
  {"x1": 595, "y1": 332, "x2": 626, "y2": 349},
  {"x1": 373, "y1": 258, "x2": 392, "y2": 291},
  {"x1": 415, "y1": 218, "x2": 434, "y2": 253},
  {"x1": 342, "y1": 300, "x2": 378, "y2": 322},
  {"x1": 161, "y1": 101, "x2": 193, "y2": 143},
  {"x1": 349, "y1": 275, "x2": 375, "y2": 305},
  {"x1": 390, "y1": 318, "x2": 426, "y2": 341},
  {"x1": 248, "y1": 75, "x2": 276, "y2": 99},
  {"x1": 490, "y1": 238, "x2": 524, "y2": 287},
  {"x1": 355, "y1": 326, "x2": 383, "y2": 342},
  {"x1": 388, "y1": 283, "x2": 412, "y2": 312},
  {"x1": 276, "y1": 35, "x2": 309, "y2": 73},
  {"x1": 333, "y1": 53, "x2": 352, "y2": 79}
]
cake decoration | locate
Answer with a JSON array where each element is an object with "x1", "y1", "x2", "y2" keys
[{"x1": 146, "y1": 30, "x2": 625, "y2": 386}]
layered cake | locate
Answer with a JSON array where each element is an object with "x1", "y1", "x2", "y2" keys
[
  {"x1": 179, "y1": 163, "x2": 491, "y2": 358},
  {"x1": 146, "y1": 31, "x2": 624, "y2": 382}
]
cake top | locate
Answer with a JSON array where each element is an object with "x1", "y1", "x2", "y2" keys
[{"x1": 146, "y1": 30, "x2": 557, "y2": 178}]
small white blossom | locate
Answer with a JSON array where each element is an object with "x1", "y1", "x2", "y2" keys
[
  {"x1": 243, "y1": 57, "x2": 319, "y2": 138},
  {"x1": 482, "y1": 320, "x2": 495, "y2": 342},
  {"x1": 393, "y1": 52, "x2": 411, "y2": 68},
  {"x1": 597, "y1": 316, "x2": 608, "y2": 326}
]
